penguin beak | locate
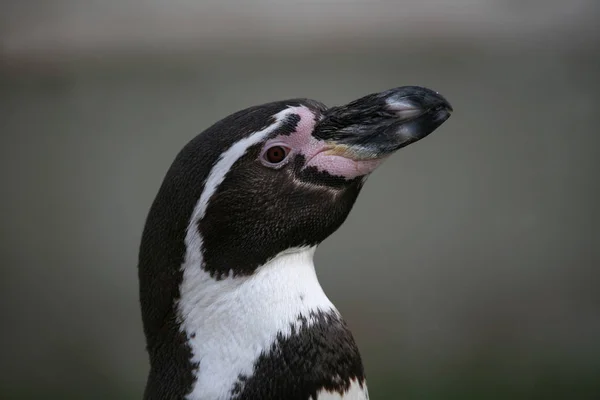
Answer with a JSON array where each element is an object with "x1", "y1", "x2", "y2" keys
[{"x1": 313, "y1": 86, "x2": 452, "y2": 161}]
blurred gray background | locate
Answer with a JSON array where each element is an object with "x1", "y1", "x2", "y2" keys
[{"x1": 1, "y1": 1, "x2": 599, "y2": 399}]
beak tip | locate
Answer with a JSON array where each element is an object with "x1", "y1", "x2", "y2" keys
[{"x1": 440, "y1": 98, "x2": 454, "y2": 115}]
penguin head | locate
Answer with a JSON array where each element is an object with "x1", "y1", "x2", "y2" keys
[
  {"x1": 139, "y1": 86, "x2": 451, "y2": 344},
  {"x1": 143, "y1": 86, "x2": 452, "y2": 279}
]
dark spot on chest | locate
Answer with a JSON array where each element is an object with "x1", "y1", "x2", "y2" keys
[{"x1": 230, "y1": 310, "x2": 366, "y2": 400}]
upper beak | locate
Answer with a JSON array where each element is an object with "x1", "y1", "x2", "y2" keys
[{"x1": 313, "y1": 86, "x2": 453, "y2": 160}]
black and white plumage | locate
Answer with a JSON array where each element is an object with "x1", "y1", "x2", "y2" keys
[{"x1": 138, "y1": 86, "x2": 452, "y2": 400}]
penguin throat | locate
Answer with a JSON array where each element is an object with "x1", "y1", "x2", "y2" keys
[{"x1": 178, "y1": 247, "x2": 337, "y2": 399}]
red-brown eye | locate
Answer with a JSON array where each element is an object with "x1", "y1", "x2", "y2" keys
[{"x1": 264, "y1": 145, "x2": 288, "y2": 164}]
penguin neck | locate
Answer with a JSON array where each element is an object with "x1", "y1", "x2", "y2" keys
[
  {"x1": 179, "y1": 247, "x2": 336, "y2": 342},
  {"x1": 178, "y1": 246, "x2": 338, "y2": 399}
]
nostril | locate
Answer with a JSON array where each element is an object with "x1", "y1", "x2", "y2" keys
[
  {"x1": 394, "y1": 108, "x2": 423, "y2": 120},
  {"x1": 385, "y1": 99, "x2": 424, "y2": 120}
]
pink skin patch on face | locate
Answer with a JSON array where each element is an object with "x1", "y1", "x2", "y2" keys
[{"x1": 261, "y1": 106, "x2": 384, "y2": 179}]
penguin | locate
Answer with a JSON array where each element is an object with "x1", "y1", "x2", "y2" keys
[{"x1": 138, "y1": 86, "x2": 452, "y2": 400}]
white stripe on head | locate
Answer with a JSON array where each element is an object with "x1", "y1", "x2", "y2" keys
[
  {"x1": 195, "y1": 107, "x2": 300, "y2": 223},
  {"x1": 178, "y1": 106, "x2": 339, "y2": 400},
  {"x1": 183, "y1": 106, "x2": 302, "y2": 271}
]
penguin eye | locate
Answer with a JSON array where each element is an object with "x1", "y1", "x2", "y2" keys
[{"x1": 263, "y1": 145, "x2": 289, "y2": 165}]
